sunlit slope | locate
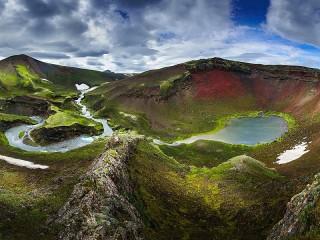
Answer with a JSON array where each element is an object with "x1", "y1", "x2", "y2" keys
[
  {"x1": 85, "y1": 57, "x2": 320, "y2": 139},
  {"x1": 0, "y1": 54, "x2": 126, "y2": 89}
]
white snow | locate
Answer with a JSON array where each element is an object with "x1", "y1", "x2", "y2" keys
[
  {"x1": 0, "y1": 155, "x2": 49, "y2": 169},
  {"x1": 275, "y1": 142, "x2": 310, "y2": 164},
  {"x1": 41, "y1": 78, "x2": 52, "y2": 83},
  {"x1": 75, "y1": 83, "x2": 90, "y2": 91}
]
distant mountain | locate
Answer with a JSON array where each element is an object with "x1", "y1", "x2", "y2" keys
[
  {"x1": 104, "y1": 69, "x2": 136, "y2": 78},
  {"x1": 0, "y1": 54, "x2": 127, "y2": 88}
]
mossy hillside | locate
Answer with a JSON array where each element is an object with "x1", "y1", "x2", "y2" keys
[
  {"x1": 83, "y1": 96, "x2": 298, "y2": 169},
  {"x1": 0, "y1": 113, "x2": 37, "y2": 131},
  {"x1": 0, "y1": 64, "x2": 79, "y2": 102},
  {"x1": 43, "y1": 67, "x2": 126, "y2": 88},
  {"x1": 85, "y1": 86, "x2": 311, "y2": 176},
  {"x1": 129, "y1": 140, "x2": 292, "y2": 240},
  {"x1": 0, "y1": 54, "x2": 127, "y2": 89},
  {"x1": 84, "y1": 92, "x2": 259, "y2": 141},
  {"x1": 84, "y1": 78, "x2": 310, "y2": 177},
  {"x1": 159, "y1": 140, "x2": 251, "y2": 168},
  {"x1": 0, "y1": 65, "x2": 37, "y2": 95},
  {"x1": 30, "y1": 109, "x2": 103, "y2": 145},
  {"x1": 185, "y1": 58, "x2": 252, "y2": 73},
  {"x1": 0, "y1": 130, "x2": 107, "y2": 240},
  {"x1": 159, "y1": 110, "x2": 296, "y2": 143},
  {"x1": 44, "y1": 109, "x2": 101, "y2": 129}
]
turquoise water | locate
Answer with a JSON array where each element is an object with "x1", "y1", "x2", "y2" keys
[{"x1": 154, "y1": 116, "x2": 288, "y2": 146}]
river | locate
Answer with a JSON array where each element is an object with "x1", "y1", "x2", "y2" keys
[{"x1": 4, "y1": 84, "x2": 114, "y2": 153}]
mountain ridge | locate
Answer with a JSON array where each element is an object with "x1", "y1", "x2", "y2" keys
[{"x1": 0, "y1": 54, "x2": 127, "y2": 87}]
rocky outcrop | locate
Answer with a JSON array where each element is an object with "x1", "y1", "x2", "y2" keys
[
  {"x1": 0, "y1": 118, "x2": 35, "y2": 132},
  {"x1": 267, "y1": 174, "x2": 320, "y2": 240},
  {"x1": 0, "y1": 96, "x2": 50, "y2": 116},
  {"x1": 30, "y1": 123, "x2": 103, "y2": 146},
  {"x1": 186, "y1": 57, "x2": 320, "y2": 83},
  {"x1": 48, "y1": 135, "x2": 144, "y2": 240}
]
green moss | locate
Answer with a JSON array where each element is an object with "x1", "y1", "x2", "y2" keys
[
  {"x1": 0, "y1": 134, "x2": 107, "y2": 240},
  {"x1": 129, "y1": 139, "x2": 291, "y2": 240},
  {"x1": 18, "y1": 131, "x2": 25, "y2": 139},
  {"x1": 160, "y1": 80, "x2": 172, "y2": 95},
  {"x1": 160, "y1": 140, "x2": 250, "y2": 168},
  {"x1": 0, "y1": 113, "x2": 36, "y2": 124},
  {"x1": 44, "y1": 111, "x2": 101, "y2": 129}
]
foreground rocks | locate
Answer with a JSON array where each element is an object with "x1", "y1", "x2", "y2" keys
[
  {"x1": 267, "y1": 174, "x2": 320, "y2": 240},
  {"x1": 48, "y1": 135, "x2": 144, "y2": 240}
]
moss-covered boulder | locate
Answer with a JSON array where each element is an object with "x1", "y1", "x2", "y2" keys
[
  {"x1": 30, "y1": 111, "x2": 103, "y2": 145},
  {"x1": 0, "y1": 113, "x2": 37, "y2": 131}
]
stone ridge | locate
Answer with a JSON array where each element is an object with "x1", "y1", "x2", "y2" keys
[
  {"x1": 267, "y1": 173, "x2": 320, "y2": 239},
  {"x1": 48, "y1": 135, "x2": 144, "y2": 240}
]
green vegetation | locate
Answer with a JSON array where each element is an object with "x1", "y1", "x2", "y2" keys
[
  {"x1": 0, "y1": 55, "x2": 319, "y2": 240},
  {"x1": 160, "y1": 140, "x2": 251, "y2": 168},
  {"x1": 0, "y1": 65, "x2": 37, "y2": 95},
  {"x1": 129, "y1": 140, "x2": 292, "y2": 240},
  {"x1": 18, "y1": 131, "x2": 25, "y2": 139},
  {"x1": 0, "y1": 130, "x2": 107, "y2": 240},
  {"x1": 160, "y1": 80, "x2": 172, "y2": 95},
  {"x1": 44, "y1": 110, "x2": 101, "y2": 129},
  {"x1": 185, "y1": 57, "x2": 252, "y2": 73},
  {"x1": 0, "y1": 113, "x2": 36, "y2": 124},
  {"x1": 0, "y1": 113, "x2": 37, "y2": 132}
]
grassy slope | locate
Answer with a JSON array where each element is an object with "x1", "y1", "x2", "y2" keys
[
  {"x1": 43, "y1": 110, "x2": 101, "y2": 129},
  {"x1": 0, "y1": 56, "x2": 318, "y2": 240},
  {"x1": 0, "y1": 60, "x2": 112, "y2": 239},
  {"x1": 0, "y1": 54, "x2": 127, "y2": 88},
  {"x1": 129, "y1": 140, "x2": 293, "y2": 240},
  {"x1": 84, "y1": 58, "x2": 320, "y2": 179},
  {"x1": 0, "y1": 130, "x2": 107, "y2": 240},
  {"x1": 82, "y1": 59, "x2": 320, "y2": 240},
  {"x1": 0, "y1": 113, "x2": 36, "y2": 124}
]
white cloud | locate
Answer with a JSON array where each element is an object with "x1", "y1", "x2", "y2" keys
[
  {"x1": 0, "y1": 0, "x2": 319, "y2": 73},
  {"x1": 266, "y1": 0, "x2": 320, "y2": 47}
]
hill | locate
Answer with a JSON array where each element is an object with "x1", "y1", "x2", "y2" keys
[
  {"x1": 83, "y1": 57, "x2": 320, "y2": 174},
  {"x1": 0, "y1": 54, "x2": 126, "y2": 88},
  {"x1": 1, "y1": 56, "x2": 320, "y2": 239}
]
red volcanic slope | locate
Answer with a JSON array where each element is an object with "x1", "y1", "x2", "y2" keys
[
  {"x1": 188, "y1": 61, "x2": 320, "y2": 116},
  {"x1": 192, "y1": 70, "x2": 247, "y2": 99}
]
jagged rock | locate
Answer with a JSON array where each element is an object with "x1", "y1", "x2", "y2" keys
[
  {"x1": 267, "y1": 173, "x2": 320, "y2": 240},
  {"x1": 48, "y1": 135, "x2": 144, "y2": 240}
]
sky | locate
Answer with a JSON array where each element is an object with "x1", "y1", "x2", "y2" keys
[{"x1": 0, "y1": 0, "x2": 319, "y2": 73}]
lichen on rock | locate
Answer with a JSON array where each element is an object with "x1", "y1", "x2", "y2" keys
[
  {"x1": 48, "y1": 135, "x2": 144, "y2": 240},
  {"x1": 267, "y1": 173, "x2": 320, "y2": 240}
]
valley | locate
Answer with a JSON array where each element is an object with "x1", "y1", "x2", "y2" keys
[{"x1": 0, "y1": 55, "x2": 320, "y2": 239}]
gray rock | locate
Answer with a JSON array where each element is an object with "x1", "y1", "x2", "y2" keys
[
  {"x1": 48, "y1": 135, "x2": 144, "y2": 240},
  {"x1": 267, "y1": 174, "x2": 320, "y2": 240}
]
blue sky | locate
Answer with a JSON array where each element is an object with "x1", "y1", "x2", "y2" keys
[
  {"x1": 233, "y1": 0, "x2": 270, "y2": 26},
  {"x1": 0, "y1": 0, "x2": 319, "y2": 72}
]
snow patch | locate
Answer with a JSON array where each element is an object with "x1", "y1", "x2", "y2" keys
[
  {"x1": 41, "y1": 78, "x2": 52, "y2": 83},
  {"x1": 275, "y1": 142, "x2": 310, "y2": 164},
  {"x1": 0, "y1": 155, "x2": 49, "y2": 169},
  {"x1": 75, "y1": 83, "x2": 90, "y2": 91}
]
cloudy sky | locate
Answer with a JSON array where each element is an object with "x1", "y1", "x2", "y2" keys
[{"x1": 0, "y1": 0, "x2": 319, "y2": 73}]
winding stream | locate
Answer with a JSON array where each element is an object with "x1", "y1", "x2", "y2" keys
[{"x1": 4, "y1": 84, "x2": 114, "y2": 153}]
